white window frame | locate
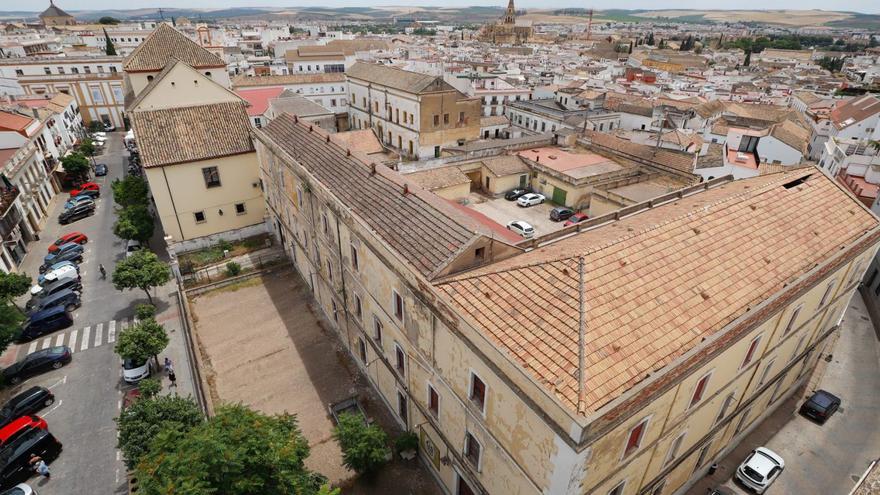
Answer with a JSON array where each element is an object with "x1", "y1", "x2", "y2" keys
[
  {"x1": 790, "y1": 334, "x2": 808, "y2": 363},
  {"x1": 463, "y1": 430, "x2": 483, "y2": 472},
  {"x1": 688, "y1": 370, "x2": 713, "y2": 409},
  {"x1": 353, "y1": 294, "x2": 362, "y2": 321},
  {"x1": 733, "y1": 407, "x2": 752, "y2": 436},
  {"x1": 664, "y1": 431, "x2": 687, "y2": 466},
  {"x1": 714, "y1": 392, "x2": 736, "y2": 425},
  {"x1": 621, "y1": 415, "x2": 651, "y2": 461},
  {"x1": 607, "y1": 479, "x2": 626, "y2": 495},
  {"x1": 426, "y1": 382, "x2": 440, "y2": 418},
  {"x1": 394, "y1": 343, "x2": 406, "y2": 377},
  {"x1": 357, "y1": 336, "x2": 367, "y2": 362},
  {"x1": 769, "y1": 372, "x2": 787, "y2": 404},
  {"x1": 373, "y1": 316, "x2": 383, "y2": 347},
  {"x1": 468, "y1": 370, "x2": 488, "y2": 416},
  {"x1": 392, "y1": 289, "x2": 405, "y2": 322},
  {"x1": 758, "y1": 359, "x2": 775, "y2": 387},
  {"x1": 818, "y1": 280, "x2": 835, "y2": 308},
  {"x1": 741, "y1": 334, "x2": 762, "y2": 369},
  {"x1": 783, "y1": 304, "x2": 802, "y2": 335}
]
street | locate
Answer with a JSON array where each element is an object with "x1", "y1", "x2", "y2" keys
[
  {"x1": 687, "y1": 292, "x2": 880, "y2": 495},
  {"x1": 1, "y1": 132, "x2": 167, "y2": 494}
]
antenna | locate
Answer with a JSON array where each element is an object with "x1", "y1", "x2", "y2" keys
[{"x1": 586, "y1": 8, "x2": 593, "y2": 41}]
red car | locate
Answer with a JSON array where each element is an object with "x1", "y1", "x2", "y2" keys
[
  {"x1": 564, "y1": 212, "x2": 589, "y2": 227},
  {"x1": 48, "y1": 232, "x2": 88, "y2": 252},
  {"x1": 0, "y1": 415, "x2": 48, "y2": 447},
  {"x1": 70, "y1": 182, "x2": 100, "y2": 197}
]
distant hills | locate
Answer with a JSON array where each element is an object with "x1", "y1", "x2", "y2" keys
[{"x1": 0, "y1": 7, "x2": 878, "y2": 29}]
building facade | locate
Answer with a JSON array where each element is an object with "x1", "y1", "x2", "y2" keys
[{"x1": 255, "y1": 113, "x2": 880, "y2": 495}]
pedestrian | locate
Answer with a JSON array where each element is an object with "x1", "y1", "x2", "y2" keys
[
  {"x1": 168, "y1": 369, "x2": 177, "y2": 388},
  {"x1": 29, "y1": 454, "x2": 49, "y2": 479},
  {"x1": 99, "y1": 263, "x2": 106, "y2": 279},
  {"x1": 164, "y1": 357, "x2": 173, "y2": 374}
]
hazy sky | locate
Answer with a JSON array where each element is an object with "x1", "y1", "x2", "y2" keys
[{"x1": 26, "y1": 1, "x2": 880, "y2": 14}]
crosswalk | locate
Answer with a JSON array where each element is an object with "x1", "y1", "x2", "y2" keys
[{"x1": 25, "y1": 318, "x2": 136, "y2": 355}]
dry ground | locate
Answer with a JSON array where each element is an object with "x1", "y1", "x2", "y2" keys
[
  {"x1": 632, "y1": 9, "x2": 852, "y2": 26},
  {"x1": 189, "y1": 268, "x2": 441, "y2": 494}
]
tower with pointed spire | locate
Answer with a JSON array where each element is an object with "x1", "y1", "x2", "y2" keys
[
  {"x1": 39, "y1": 0, "x2": 77, "y2": 27},
  {"x1": 502, "y1": 0, "x2": 516, "y2": 25},
  {"x1": 477, "y1": 0, "x2": 532, "y2": 45}
]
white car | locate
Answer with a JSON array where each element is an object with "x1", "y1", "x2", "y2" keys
[
  {"x1": 506, "y1": 220, "x2": 535, "y2": 238},
  {"x1": 104, "y1": 123, "x2": 116, "y2": 132},
  {"x1": 3, "y1": 484, "x2": 36, "y2": 495},
  {"x1": 516, "y1": 193, "x2": 545, "y2": 207},
  {"x1": 125, "y1": 239, "x2": 142, "y2": 258},
  {"x1": 735, "y1": 447, "x2": 784, "y2": 494},
  {"x1": 32, "y1": 265, "x2": 80, "y2": 294},
  {"x1": 122, "y1": 357, "x2": 152, "y2": 383}
]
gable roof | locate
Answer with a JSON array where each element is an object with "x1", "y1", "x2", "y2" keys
[
  {"x1": 123, "y1": 23, "x2": 225, "y2": 72},
  {"x1": 0, "y1": 111, "x2": 35, "y2": 134},
  {"x1": 769, "y1": 120, "x2": 809, "y2": 154},
  {"x1": 130, "y1": 101, "x2": 253, "y2": 168},
  {"x1": 127, "y1": 59, "x2": 243, "y2": 112},
  {"x1": 237, "y1": 86, "x2": 285, "y2": 117},
  {"x1": 39, "y1": 1, "x2": 73, "y2": 19},
  {"x1": 231, "y1": 73, "x2": 346, "y2": 89},
  {"x1": 437, "y1": 170, "x2": 879, "y2": 415},
  {"x1": 347, "y1": 62, "x2": 458, "y2": 95},
  {"x1": 830, "y1": 95, "x2": 880, "y2": 130}
]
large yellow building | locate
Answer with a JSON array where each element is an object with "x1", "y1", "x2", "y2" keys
[
  {"x1": 477, "y1": 0, "x2": 533, "y2": 45},
  {"x1": 254, "y1": 113, "x2": 880, "y2": 495}
]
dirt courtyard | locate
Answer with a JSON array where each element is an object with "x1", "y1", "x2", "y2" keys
[{"x1": 189, "y1": 267, "x2": 441, "y2": 494}]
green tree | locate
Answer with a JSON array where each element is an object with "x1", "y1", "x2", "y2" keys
[
  {"x1": 744, "y1": 48, "x2": 752, "y2": 67},
  {"x1": 0, "y1": 272, "x2": 31, "y2": 315},
  {"x1": 88, "y1": 121, "x2": 105, "y2": 133},
  {"x1": 116, "y1": 394, "x2": 203, "y2": 469},
  {"x1": 137, "y1": 377, "x2": 161, "y2": 399},
  {"x1": 0, "y1": 304, "x2": 24, "y2": 357},
  {"x1": 98, "y1": 16, "x2": 120, "y2": 24},
  {"x1": 111, "y1": 176, "x2": 149, "y2": 208},
  {"x1": 135, "y1": 303, "x2": 156, "y2": 320},
  {"x1": 333, "y1": 411, "x2": 390, "y2": 474},
  {"x1": 136, "y1": 404, "x2": 329, "y2": 495},
  {"x1": 114, "y1": 318, "x2": 169, "y2": 365},
  {"x1": 78, "y1": 138, "x2": 95, "y2": 158},
  {"x1": 61, "y1": 152, "x2": 90, "y2": 181},
  {"x1": 646, "y1": 31, "x2": 654, "y2": 46},
  {"x1": 113, "y1": 205, "x2": 154, "y2": 243},
  {"x1": 112, "y1": 250, "x2": 170, "y2": 304},
  {"x1": 103, "y1": 28, "x2": 117, "y2": 56}
]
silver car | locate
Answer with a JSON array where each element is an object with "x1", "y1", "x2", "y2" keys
[{"x1": 516, "y1": 193, "x2": 545, "y2": 207}]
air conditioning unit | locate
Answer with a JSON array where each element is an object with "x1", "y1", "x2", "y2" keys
[{"x1": 736, "y1": 152, "x2": 749, "y2": 163}]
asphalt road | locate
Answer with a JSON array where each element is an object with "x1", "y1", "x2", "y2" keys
[{"x1": 6, "y1": 132, "x2": 148, "y2": 494}]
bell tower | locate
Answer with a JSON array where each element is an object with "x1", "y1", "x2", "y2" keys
[{"x1": 503, "y1": 0, "x2": 516, "y2": 25}]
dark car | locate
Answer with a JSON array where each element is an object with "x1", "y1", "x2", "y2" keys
[
  {"x1": 38, "y1": 249, "x2": 83, "y2": 274},
  {"x1": 95, "y1": 164, "x2": 107, "y2": 176},
  {"x1": 58, "y1": 203, "x2": 95, "y2": 225},
  {"x1": 17, "y1": 307, "x2": 74, "y2": 342},
  {"x1": 42, "y1": 244, "x2": 83, "y2": 266},
  {"x1": 2, "y1": 347, "x2": 72, "y2": 385},
  {"x1": 504, "y1": 188, "x2": 532, "y2": 201},
  {"x1": 0, "y1": 387, "x2": 54, "y2": 430},
  {"x1": 550, "y1": 207, "x2": 575, "y2": 222},
  {"x1": 26, "y1": 289, "x2": 80, "y2": 316},
  {"x1": 0, "y1": 428, "x2": 62, "y2": 488},
  {"x1": 71, "y1": 189, "x2": 99, "y2": 201},
  {"x1": 25, "y1": 278, "x2": 82, "y2": 311},
  {"x1": 799, "y1": 389, "x2": 841, "y2": 424}
]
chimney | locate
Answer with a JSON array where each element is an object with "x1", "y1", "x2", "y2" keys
[{"x1": 32, "y1": 108, "x2": 39, "y2": 119}]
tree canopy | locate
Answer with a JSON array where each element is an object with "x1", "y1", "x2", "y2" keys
[
  {"x1": 112, "y1": 250, "x2": 170, "y2": 304},
  {"x1": 113, "y1": 205, "x2": 154, "y2": 243},
  {"x1": 78, "y1": 138, "x2": 95, "y2": 158},
  {"x1": 0, "y1": 271, "x2": 31, "y2": 316},
  {"x1": 0, "y1": 304, "x2": 24, "y2": 357},
  {"x1": 103, "y1": 28, "x2": 117, "y2": 56},
  {"x1": 61, "y1": 152, "x2": 90, "y2": 180},
  {"x1": 111, "y1": 176, "x2": 149, "y2": 208},
  {"x1": 116, "y1": 394, "x2": 203, "y2": 470},
  {"x1": 114, "y1": 318, "x2": 168, "y2": 364},
  {"x1": 333, "y1": 411, "x2": 390, "y2": 474},
  {"x1": 136, "y1": 404, "x2": 332, "y2": 495},
  {"x1": 98, "y1": 16, "x2": 120, "y2": 24}
]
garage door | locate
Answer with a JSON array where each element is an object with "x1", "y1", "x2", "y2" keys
[{"x1": 552, "y1": 187, "x2": 567, "y2": 206}]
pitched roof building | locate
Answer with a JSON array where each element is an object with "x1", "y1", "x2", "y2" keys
[{"x1": 38, "y1": 0, "x2": 75, "y2": 27}]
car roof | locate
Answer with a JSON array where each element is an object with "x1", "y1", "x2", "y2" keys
[
  {"x1": 38, "y1": 289, "x2": 77, "y2": 305},
  {"x1": 751, "y1": 447, "x2": 784, "y2": 472},
  {"x1": 3, "y1": 387, "x2": 47, "y2": 408},
  {"x1": 0, "y1": 416, "x2": 38, "y2": 439},
  {"x1": 27, "y1": 305, "x2": 67, "y2": 319},
  {"x1": 813, "y1": 389, "x2": 840, "y2": 402}
]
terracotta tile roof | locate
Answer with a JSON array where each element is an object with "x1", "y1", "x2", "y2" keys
[
  {"x1": 123, "y1": 24, "x2": 225, "y2": 72},
  {"x1": 0, "y1": 111, "x2": 34, "y2": 134},
  {"x1": 829, "y1": 95, "x2": 880, "y2": 130},
  {"x1": 348, "y1": 62, "x2": 457, "y2": 95},
  {"x1": 256, "y1": 114, "x2": 482, "y2": 278},
  {"x1": 437, "y1": 170, "x2": 879, "y2": 414},
  {"x1": 130, "y1": 101, "x2": 254, "y2": 168},
  {"x1": 481, "y1": 155, "x2": 529, "y2": 177},
  {"x1": 480, "y1": 115, "x2": 510, "y2": 127},
  {"x1": 584, "y1": 131, "x2": 696, "y2": 175},
  {"x1": 330, "y1": 130, "x2": 384, "y2": 155},
  {"x1": 231, "y1": 73, "x2": 346, "y2": 89},
  {"x1": 407, "y1": 166, "x2": 471, "y2": 191},
  {"x1": 769, "y1": 120, "x2": 809, "y2": 155},
  {"x1": 236, "y1": 86, "x2": 285, "y2": 117}
]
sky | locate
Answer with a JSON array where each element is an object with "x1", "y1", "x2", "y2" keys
[{"x1": 19, "y1": 1, "x2": 880, "y2": 13}]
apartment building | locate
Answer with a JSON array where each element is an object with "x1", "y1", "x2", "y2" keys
[
  {"x1": 507, "y1": 98, "x2": 620, "y2": 136},
  {"x1": 254, "y1": 113, "x2": 880, "y2": 495},
  {"x1": 446, "y1": 72, "x2": 532, "y2": 117},
  {"x1": 0, "y1": 56, "x2": 125, "y2": 128},
  {"x1": 347, "y1": 62, "x2": 481, "y2": 159}
]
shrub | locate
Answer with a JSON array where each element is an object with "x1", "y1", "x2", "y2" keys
[
  {"x1": 225, "y1": 261, "x2": 242, "y2": 277},
  {"x1": 217, "y1": 239, "x2": 233, "y2": 252},
  {"x1": 394, "y1": 430, "x2": 419, "y2": 454},
  {"x1": 333, "y1": 412, "x2": 390, "y2": 474},
  {"x1": 135, "y1": 303, "x2": 156, "y2": 321},
  {"x1": 137, "y1": 377, "x2": 161, "y2": 399}
]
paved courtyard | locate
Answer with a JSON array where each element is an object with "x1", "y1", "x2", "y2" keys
[
  {"x1": 189, "y1": 267, "x2": 442, "y2": 494},
  {"x1": 466, "y1": 192, "x2": 567, "y2": 237}
]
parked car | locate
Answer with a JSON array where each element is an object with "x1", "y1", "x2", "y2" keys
[
  {"x1": 506, "y1": 220, "x2": 535, "y2": 238},
  {"x1": 0, "y1": 416, "x2": 47, "y2": 448},
  {"x1": 90, "y1": 132, "x2": 106, "y2": 139},
  {"x1": 504, "y1": 188, "x2": 532, "y2": 201},
  {"x1": 26, "y1": 277, "x2": 81, "y2": 309},
  {"x1": 38, "y1": 254, "x2": 82, "y2": 274},
  {"x1": 69, "y1": 182, "x2": 99, "y2": 197},
  {"x1": 516, "y1": 193, "x2": 545, "y2": 207},
  {"x1": 0, "y1": 483, "x2": 37, "y2": 495},
  {"x1": 58, "y1": 202, "x2": 95, "y2": 225},
  {"x1": 550, "y1": 207, "x2": 575, "y2": 222},
  {"x1": 122, "y1": 358, "x2": 152, "y2": 384},
  {"x1": 17, "y1": 307, "x2": 74, "y2": 342},
  {"x1": 735, "y1": 447, "x2": 784, "y2": 494},
  {"x1": 799, "y1": 390, "x2": 841, "y2": 424},
  {"x1": 28, "y1": 266, "x2": 79, "y2": 296},
  {"x1": 42, "y1": 245, "x2": 83, "y2": 265},
  {"x1": 125, "y1": 240, "x2": 142, "y2": 258},
  {"x1": 26, "y1": 289, "x2": 80, "y2": 316},
  {"x1": 63, "y1": 196, "x2": 94, "y2": 211},
  {"x1": 564, "y1": 213, "x2": 590, "y2": 227},
  {"x1": 0, "y1": 428, "x2": 62, "y2": 488},
  {"x1": 95, "y1": 163, "x2": 108, "y2": 176},
  {"x1": 47, "y1": 232, "x2": 88, "y2": 252},
  {"x1": 0, "y1": 388, "x2": 54, "y2": 429},
  {"x1": 37, "y1": 264, "x2": 79, "y2": 286},
  {"x1": 2, "y1": 347, "x2": 72, "y2": 385},
  {"x1": 70, "y1": 189, "x2": 99, "y2": 200},
  {"x1": 37, "y1": 263, "x2": 78, "y2": 286},
  {"x1": 103, "y1": 123, "x2": 115, "y2": 132}
]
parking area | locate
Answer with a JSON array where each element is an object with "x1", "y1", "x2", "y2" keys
[
  {"x1": 466, "y1": 193, "x2": 567, "y2": 238},
  {"x1": 189, "y1": 267, "x2": 442, "y2": 494}
]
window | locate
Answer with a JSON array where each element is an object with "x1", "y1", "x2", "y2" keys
[
  {"x1": 443, "y1": 113, "x2": 449, "y2": 124},
  {"x1": 331, "y1": 300, "x2": 338, "y2": 322},
  {"x1": 326, "y1": 260, "x2": 333, "y2": 281},
  {"x1": 395, "y1": 344, "x2": 406, "y2": 376},
  {"x1": 97, "y1": 65, "x2": 104, "y2": 73},
  {"x1": 373, "y1": 317, "x2": 383, "y2": 345},
  {"x1": 694, "y1": 441, "x2": 713, "y2": 473},
  {"x1": 689, "y1": 373, "x2": 711, "y2": 409},
  {"x1": 623, "y1": 418, "x2": 648, "y2": 458},
  {"x1": 464, "y1": 432, "x2": 481, "y2": 470},
  {"x1": 715, "y1": 393, "x2": 736, "y2": 425},
  {"x1": 475, "y1": 247, "x2": 485, "y2": 261},
  {"x1": 392, "y1": 290, "x2": 404, "y2": 321},
  {"x1": 733, "y1": 407, "x2": 751, "y2": 435},
  {"x1": 458, "y1": 111, "x2": 465, "y2": 123},
  {"x1": 14, "y1": 69, "x2": 23, "y2": 76},
  {"x1": 818, "y1": 281, "x2": 835, "y2": 308},
  {"x1": 112, "y1": 86, "x2": 124, "y2": 104},
  {"x1": 110, "y1": 66, "x2": 117, "y2": 73},
  {"x1": 469, "y1": 373, "x2": 486, "y2": 413},
  {"x1": 396, "y1": 391, "x2": 408, "y2": 423},
  {"x1": 608, "y1": 481, "x2": 626, "y2": 495},
  {"x1": 194, "y1": 211, "x2": 206, "y2": 223},
  {"x1": 758, "y1": 359, "x2": 775, "y2": 387},
  {"x1": 202, "y1": 166, "x2": 221, "y2": 188},
  {"x1": 43, "y1": 67, "x2": 51, "y2": 75},
  {"x1": 296, "y1": 187, "x2": 304, "y2": 209},
  {"x1": 321, "y1": 213, "x2": 328, "y2": 234},
  {"x1": 84, "y1": 66, "x2": 92, "y2": 74},
  {"x1": 235, "y1": 203, "x2": 246, "y2": 215},
  {"x1": 350, "y1": 245, "x2": 359, "y2": 270},
  {"x1": 90, "y1": 87, "x2": 104, "y2": 104},
  {"x1": 358, "y1": 337, "x2": 367, "y2": 362},
  {"x1": 433, "y1": 114, "x2": 440, "y2": 126},
  {"x1": 769, "y1": 372, "x2": 787, "y2": 404},
  {"x1": 665, "y1": 432, "x2": 686, "y2": 466},
  {"x1": 741, "y1": 335, "x2": 761, "y2": 368},
  {"x1": 790, "y1": 334, "x2": 807, "y2": 362},
  {"x1": 57, "y1": 67, "x2": 65, "y2": 74},
  {"x1": 354, "y1": 294, "x2": 362, "y2": 320},
  {"x1": 783, "y1": 305, "x2": 802, "y2": 335},
  {"x1": 428, "y1": 384, "x2": 439, "y2": 417}
]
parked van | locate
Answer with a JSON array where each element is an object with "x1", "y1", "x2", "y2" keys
[
  {"x1": 29, "y1": 266, "x2": 79, "y2": 296},
  {"x1": 26, "y1": 278, "x2": 81, "y2": 310},
  {"x1": 18, "y1": 306, "x2": 73, "y2": 342},
  {"x1": 26, "y1": 289, "x2": 80, "y2": 316}
]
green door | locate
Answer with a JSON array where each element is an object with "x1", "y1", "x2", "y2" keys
[{"x1": 552, "y1": 187, "x2": 567, "y2": 206}]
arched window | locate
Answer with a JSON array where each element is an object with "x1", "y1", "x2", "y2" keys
[{"x1": 205, "y1": 72, "x2": 212, "y2": 78}]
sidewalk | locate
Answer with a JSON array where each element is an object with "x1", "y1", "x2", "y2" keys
[{"x1": 150, "y1": 280, "x2": 195, "y2": 400}]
